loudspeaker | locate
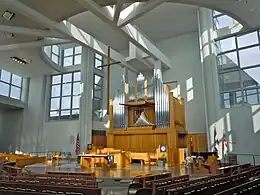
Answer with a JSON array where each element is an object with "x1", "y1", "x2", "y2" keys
[{"x1": 160, "y1": 144, "x2": 167, "y2": 152}]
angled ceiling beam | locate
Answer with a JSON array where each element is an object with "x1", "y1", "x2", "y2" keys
[
  {"x1": 118, "y1": 0, "x2": 164, "y2": 27},
  {"x1": 76, "y1": 0, "x2": 172, "y2": 68},
  {"x1": 0, "y1": 0, "x2": 138, "y2": 73},
  {"x1": 0, "y1": 38, "x2": 71, "y2": 52},
  {"x1": 0, "y1": 25, "x2": 64, "y2": 38},
  {"x1": 113, "y1": 0, "x2": 125, "y2": 24}
]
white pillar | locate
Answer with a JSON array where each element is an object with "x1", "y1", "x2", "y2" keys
[
  {"x1": 154, "y1": 60, "x2": 163, "y2": 81},
  {"x1": 21, "y1": 77, "x2": 30, "y2": 103},
  {"x1": 80, "y1": 47, "x2": 94, "y2": 151},
  {"x1": 197, "y1": 8, "x2": 220, "y2": 151}
]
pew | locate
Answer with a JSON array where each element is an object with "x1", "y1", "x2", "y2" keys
[
  {"x1": 145, "y1": 175, "x2": 189, "y2": 189},
  {"x1": 215, "y1": 179, "x2": 260, "y2": 195},
  {"x1": 133, "y1": 172, "x2": 171, "y2": 185},
  {"x1": 155, "y1": 174, "x2": 223, "y2": 195},
  {"x1": 0, "y1": 181, "x2": 101, "y2": 195},
  {"x1": 46, "y1": 171, "x2": 94, "y2": 176},
  {"x1": 166, "y1": 172, "x2": 250, "y2": 195}
]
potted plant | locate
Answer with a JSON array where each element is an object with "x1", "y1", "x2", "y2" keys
[{"x1": 157, "y1": 154, "x2": 167, "y2": 167}]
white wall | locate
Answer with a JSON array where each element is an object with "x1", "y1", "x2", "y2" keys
[
  {"x1": 43, "y1": 120, "x2": 80, "y2": 153},
  {"x1": 157, "y1": 32, "x2": 207, "y2": 134}
]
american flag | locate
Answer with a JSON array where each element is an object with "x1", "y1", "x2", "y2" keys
[{"x1": 75, "y1": 132, "x2": 80, "y2": 155}]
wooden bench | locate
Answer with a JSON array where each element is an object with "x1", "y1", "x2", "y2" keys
[
  {"x1": 154, "y1": 174, "x2": 223, "y2": 195},
  {"x1": 133, "y1": 172, "x2": 171, "y2": 185},
  {"x1": 166, "y1": 172, "x2": 249, "y2": 195},
  {"x1": 46, "y1": 171, "x2": 94, "y2": 176},
  {"x1": 0, "y1": 181, "x2": 101, "y2": 195},
  {"x1": 215, "y1": 179, "x2": 260, "y2": 195},
  {"x1": 0, "y1": 190, "x2": 52, "y2": 195},
  {"x1": 1, "y1": 176, "x2": 97, "y2": 187},
  {"x1": 145, "y1": 175, "x2": 189, "y2": 189}
]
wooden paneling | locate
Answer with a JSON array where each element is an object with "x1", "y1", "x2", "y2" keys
[
  {"x1": 113, "y1": 133, "x2": 167, "y2": 153},
  {"x1": 92, "y1": 136, "x2": 107, "y2": 148},
  {"x1": 187, "y1": 133, "x2": 207, "y2": 155}
]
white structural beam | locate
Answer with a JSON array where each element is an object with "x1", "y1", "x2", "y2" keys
[
  {"x1": 118, "y1": 0, "x2": 164, "y2": 27},
  {"x1": 0, "y1": 25, "x2": 65, "y2": 38},
  {"x1": 76, "y1": 0, "x2": 172, "y2": 68},
  {"x1": 0, "y1": 0, "x2": 138, "y2": 73},
  {"x1": 0, "y1": 38, "x2": 71, "y2": 52},
  {"x1": 113, "y1": 0, "x2": 125, "y2": 24}
]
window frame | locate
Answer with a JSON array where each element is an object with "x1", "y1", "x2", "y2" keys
[{"x1": 49, "y1": 71, "x2": 81, "y2": 121}]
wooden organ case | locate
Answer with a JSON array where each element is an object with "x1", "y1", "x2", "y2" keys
[{"x1": 107, "y1": 72, "x2": 205, "y2": 165}]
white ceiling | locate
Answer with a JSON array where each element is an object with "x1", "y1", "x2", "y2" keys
[{"x1": 133, "y1": 3, "x2": 198, "y2": 42}]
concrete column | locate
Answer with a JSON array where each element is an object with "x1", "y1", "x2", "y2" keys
[
  {"x1": 197, "y1": 8, "x2": 220, "y2": 151},
  {"x1": 21, "y1": 77, "x2": 30, "y2": 103},
  {"x1": 80, "y1": 47, "x2": 94, "y2": 151}
]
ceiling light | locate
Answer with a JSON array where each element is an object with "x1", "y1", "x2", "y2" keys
[
  {"x1": 10, "y1": 57, "x2": 31, "y2": 65},
  {"x1": 4, "y1": 32, "x2": 14, "y2": 38},
  {"x1": 2, "y1": 10, "x2": 15, "y2": 20}
]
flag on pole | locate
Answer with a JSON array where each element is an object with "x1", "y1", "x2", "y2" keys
[
  {"x1": 223, "y1": 133, "x2": 228, "y2": 155},
  {"x1": 75, "y1": 133, "x2": 80, "y2": 155}
]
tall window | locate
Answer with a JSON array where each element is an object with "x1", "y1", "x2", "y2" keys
[
  {"x1": 213, "y1": 11, "x2": 240, "y2": 31},
  {"x1": 0, "y1": 69, "x2": 22, "y2": 100},
  {"x1": 50, "y1": 72, "x2": 81, "y2": 120},
  {"x1": 93, "y1": 74, "x2": 103, "y2": 120},
  {"x1": 63, "y1": 46, "x2": 82, "y2": 67},
  {"x1": 216, "y1": 30, "x2": 260, "y2": 108}
]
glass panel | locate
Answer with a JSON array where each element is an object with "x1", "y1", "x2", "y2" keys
[
  {"x1": 63, "y1": 56, "x2": 73, "y2": 67},
  {"x1": 62, "y1": 83, "x2": 72, "y2": 96},
  {"x1": 73, "y1": 72, "x2": 81, "y2": 81},
  {"x1": 94, "y1": 75, "x2": 102, "y2": 85},
  {"x1": 0, "y1": 82, "x2": 9, "y2": 96},
  {"x1": 10, "y1": 86, "x2": 20, "y2": 99},
  {"x1": 61, "y1": 97, "x2": 71, "y2": 109},
  {"x1": 63, "y1": 73, "x2": 72, "y2": 83},
  {"x1": 50, "y1": 98, "x2": 60, "y2": 110},
  {"x1": 94, "y1": 89, "x2": 102, "y2": 98},
  {"x1": 239, "y1": 46, "x2": 260, "y2": 68},
  {"x1": 74, "y1": 55, "x2": 82, "y2": 65},
  {"x1": 11, "y1": 74, "x2": 22, "y2": 87},
  {"x1": 75, "y1": 46, "x2": 82, "y2": 54},
  {"x1": 214, "y1": 15, "x2": 235, "y2": 29},
  {"x1": 52, "y1": 45, "x2": 59, "y2": 55},
  {"x1": 218, "y1": 37, "x2": 236, "y2": 53},
  {"x1": 64, "y1": 48, "x2": 73, "y2": 57},
  {"x1": 237, "y1": 31, "x2": 258, "y2": 48},
  {"x1": 61, "y1": 110, "x2": 70, "y2": 116},
  {"x1": 95, "y1": 53, "x2": 103, "y2": 60},
  {"x1": 51, "y1": 85, "x2": 61, "y2": 97},
  {"x1": 44, "y1": 46, "x2": 51, "y2": 57},
  {"x1": 51, "y1": 54, "x2": 59, "y2": 64},
  {"x1": 0, "y1": 70, "x2": 11, "y2": 83},
  {"x1": 50, "y1": 111, "x2": 59, "y2": 117},
  {"x1": 95, "y1": 59, "x2": 102, "y2": 69},
  {"x1": 72, "y1": 96, "x2": 80, "y2": 108},
  {"x1": 213, "y1": 11, "x2": 222, "y2": 16},
  {"x1": 52, "y1": 75, "x2": 61, "y2": 84},
  {"x1": 244, "y1": 89, "x2": 259, "y2": 104},
  {"x1": 242, "y1": 67, "x2": 260, "y2": 88},
  {"x1": 73, "y1": 82, "x2": 80, "y2": 95},
  {"x1": 72, "y1": 109, "x2": 80, "y2": 115},
  {"x1": 217, "y1": 52, "x2": 238, "y2": 70},
  {"x1": 219, "y1": 71, "x2": 240, "y2": 92}
]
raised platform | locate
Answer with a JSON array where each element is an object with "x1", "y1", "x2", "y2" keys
[{"x1": 24, "y1": 160, "x2": 209, "y2": 183}]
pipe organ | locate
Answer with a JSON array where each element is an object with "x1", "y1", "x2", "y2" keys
[{"x1": 107, "y1": 71, "x2": 206, "y2": 165}]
